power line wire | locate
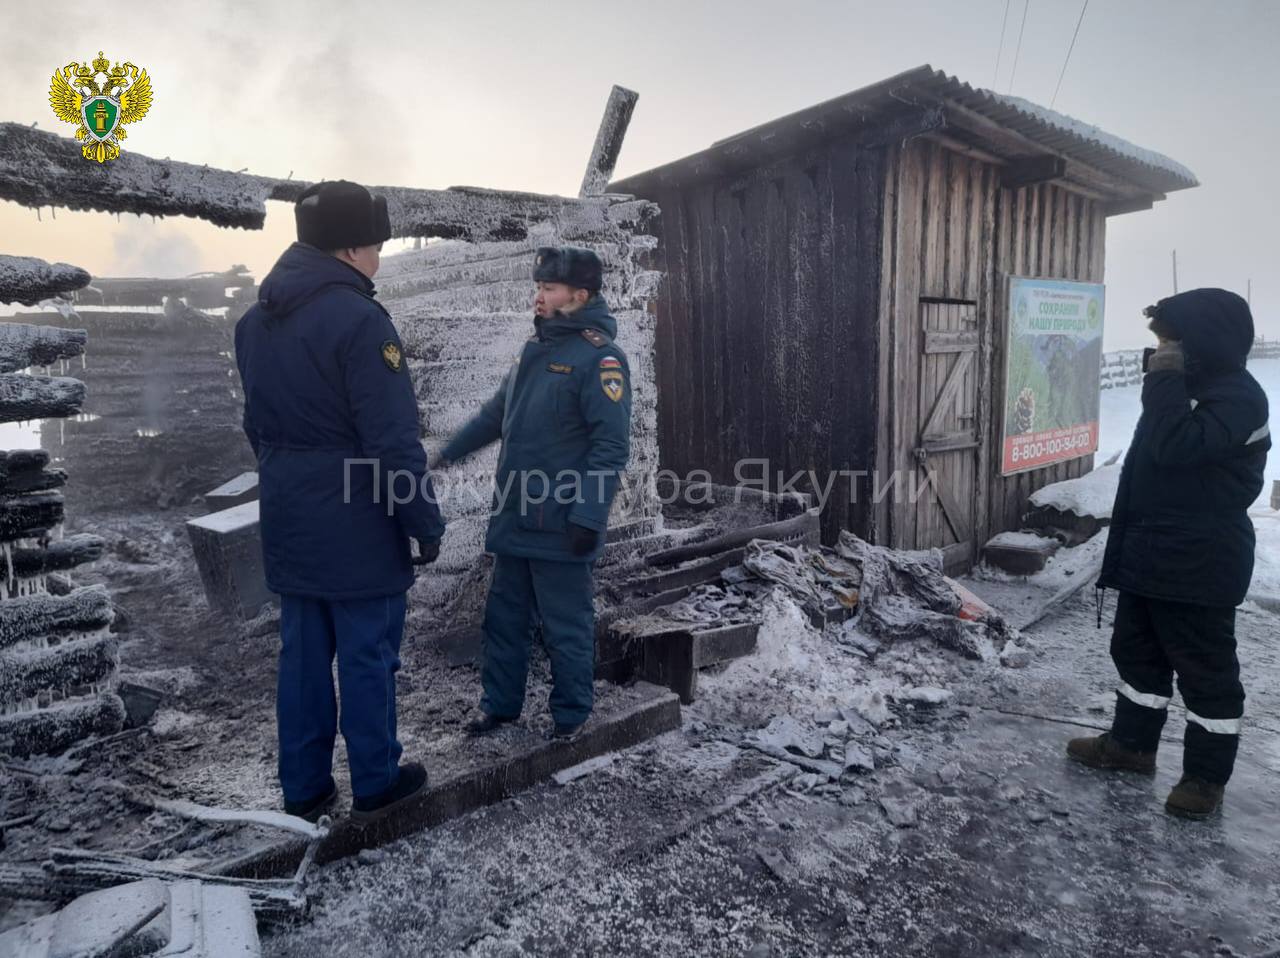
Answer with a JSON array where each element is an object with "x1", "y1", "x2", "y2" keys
[
  {"x1": 1051, "y1": 0, "x2": 1090, "y2": 107},
  {"x1": 993, "y1": 0, "x2": 1012, "y2": 87},
  {"x1": 1008, "y1": 0, "x2": 1030, "y2": 94}
]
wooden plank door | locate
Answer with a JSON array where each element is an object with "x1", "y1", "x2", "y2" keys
[{"x1": 914, "y1": 298, "x2": 980, "y2": 572}]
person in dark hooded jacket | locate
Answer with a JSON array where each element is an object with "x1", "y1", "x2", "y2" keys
[
  {"x1": 1068, "y1": 288, "x2": 1269, "y2": 820},
  {"x1": 235, "y1": 180, "x2": 446, "y2": 824}
]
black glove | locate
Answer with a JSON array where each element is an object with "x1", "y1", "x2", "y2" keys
[
  {"x1": 412, "y1": 538, "x2": 441, "y2": 566},
  {"x1": 567, "y1": 523, "x2": 600, "y2": 557}
]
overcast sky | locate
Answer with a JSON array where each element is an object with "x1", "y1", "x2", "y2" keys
[{"x1": 2, "y1": 0, "x2": 1277, "y2": 350}]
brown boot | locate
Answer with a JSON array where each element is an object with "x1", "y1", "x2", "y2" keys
[
  {"x1": 1066, "y1": 732, "x2": 1157, "y2": 774},
  {"x1": 1165, "y1": 775, "x2": 1224, "y2": 820}
]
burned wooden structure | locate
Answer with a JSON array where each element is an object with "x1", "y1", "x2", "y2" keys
[
  {"x1": 9, "y1": 268, "x2": 258, "y2": 514},
  {"x1": 612, "y1": 65, "x2": 1198, "y2": 572},
  {"x1": 1, "y1": 256, "x2": 120, "y2": 756}
]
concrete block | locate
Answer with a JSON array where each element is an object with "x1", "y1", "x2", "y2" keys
[
  {"x1": 982, "y1": 531, "x2": 1061, "y2": 576},
  {"x1": 204, "y1": 471, "x2": 258, "y2": 510},
  {"x1": 186, "y1": 501, "x2": 275, "y2": 620}
]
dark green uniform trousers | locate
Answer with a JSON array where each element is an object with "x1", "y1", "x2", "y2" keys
[{"x1": 480, "y1": 555, "x2": 595, "y2": 727}]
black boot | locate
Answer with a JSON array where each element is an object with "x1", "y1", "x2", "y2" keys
[
  {"x1": 1066, "y1": 732, "x2": 1157, "y2": 774},
  {"x1": 283, "y1": 779, "x2": 338, "y2": 824},
  {"x1": 550, "y1": 720, "x2": 586, "y2": 743},
  {"x1": 1165, "y1": 775, "x2": 1225, "y2": 820},
  {"x1": 466, "y1": 713, "x2": 516, "y2": 736},
  {"x1": 350, "y1": 762, "x2": 428, "y2": 824}
]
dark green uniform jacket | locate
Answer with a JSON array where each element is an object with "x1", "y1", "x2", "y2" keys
[{"x1": 440, "y1": 296, "x2": 632, "y2": 562}]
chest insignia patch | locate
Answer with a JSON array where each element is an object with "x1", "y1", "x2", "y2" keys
[
  {"x1": 381, "y1": 341, "x2": 403, "y2": 373},
  {"x1": 547, "y1": 362, "x2": 574, "y2": 374}
]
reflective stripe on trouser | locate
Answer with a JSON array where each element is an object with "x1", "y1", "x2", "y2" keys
[
  {"x1": 480, "y1": 555, "x2": 596, "y2": 727},
  {"x1": 1108, "y1": 590, "x2": 1243, "y2": 784},
  {"x1": 277, "y1": 592, "x2": 407, "y2": 803}
]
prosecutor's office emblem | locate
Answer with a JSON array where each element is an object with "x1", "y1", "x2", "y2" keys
[
  {"x1": 599, "y1": 356, "x2": 624, "y2": 403},
  {"x1": 381, "y1": 341, "x2": 403, "y2": 373},
  {"x1": 49, "y1": 51, "x2": 153, "y2": 163}
]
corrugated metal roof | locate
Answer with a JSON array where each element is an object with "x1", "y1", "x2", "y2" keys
[{"x1": 611, "y1": 65, "x2": 1197, "y2": 200}]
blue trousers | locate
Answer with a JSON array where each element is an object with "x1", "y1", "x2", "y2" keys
[
  {"x1": 277, "y1": 592, "x2": 406, "y2": 803},
  {"x1": 481, "y1": 555, "x2": 595, "y2": 726}
]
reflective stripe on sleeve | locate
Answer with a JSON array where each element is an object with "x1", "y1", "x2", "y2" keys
[
  {"x1": 1118, "y1": 683, "x2": 1171, "y2": 710},
  {"x1": 1246, "y1": 419, "x2": 1270, "y2": 445}
]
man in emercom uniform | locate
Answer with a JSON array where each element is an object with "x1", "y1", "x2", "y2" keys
[
  {"x1": 434, "y1": 247, "x2": 631, "y2": 741},
  {"x1": 235, "y1": 181, "x2": 446, "y2": 823},
  {"x1": 1070, "y1": 288, "x2": 1269, "y2": 819}
]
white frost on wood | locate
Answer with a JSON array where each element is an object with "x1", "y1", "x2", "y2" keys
[{"x1": 0, "y1": 255, "x2": 91, "y2": 306}]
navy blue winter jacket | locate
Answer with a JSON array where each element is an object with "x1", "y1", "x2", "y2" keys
[
  {"x1": 1099, "y1": 288, "x2": 1270, "y2": 608},
  {"x1": 234, "y1": 242, "x2": 445, "y2": 599},
  {"x1": 440, "y1": 297, "x2": 631, "y2": 562}
]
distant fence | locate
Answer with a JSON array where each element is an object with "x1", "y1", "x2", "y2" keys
[{"x1": 1100, "y1": 337, "x2": 1280, "y2": 390}]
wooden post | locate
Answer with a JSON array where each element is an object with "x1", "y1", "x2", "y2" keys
[{"x1": 579, "y1": 85, "x2": 640, "y2": 197}]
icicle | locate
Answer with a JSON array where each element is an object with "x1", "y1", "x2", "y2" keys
[
  {"x1": 60, "y1": 419, "x2": 65, "y2": 446},
  {"x1": 60, "y1": 359, "x2": 66, "y2": 375},
  {"x1": 81, "y1": 351, "x2": 86, "y2": 370},
  {"x1": 2, "y1": 541, "x2": 12, "y2": 593},
  {"x1": 36, "y1": 207, "x2": 42, "y2": 222}
]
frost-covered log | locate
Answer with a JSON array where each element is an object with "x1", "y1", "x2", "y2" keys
[
  {"x1": 0, "y1": 372, "x2": 85, "y2": 422},
  {"x1": 580, "y1": 85, "x2": 640, "y2": 197},
  {"x1": 0, "y1": 448, "x2": 49, "y2": 477},
  {"x1": 0, "y1": 322, "x2": 87, "y2": 372},
  {"x1": 0, "y1": 465, "x2": 66, "y2": 495},
  {"x1": 79, "y1": 266, "x2": 254, "y2": 309},
  {"x1": 0, "y1": 123, "x2": 654, "y2": 242},
  {"x1": 0, "y1": 632, "x2": 117, "y2": 706},
  {"x1": 0, "y1": 586, "x2": 114, "y2": 651},
  {"x1": 0, "y1": 491, "x2": 64, "y2": 540},
  {"x1": 0, "y1": 534, "x2": 105, "y2": 579},
  {"x1": 0, "y1": 693, "x2": 124, "y2": 756},
  {"x1": 0, "y1": 255, "x2": 90, "y2": 306}
]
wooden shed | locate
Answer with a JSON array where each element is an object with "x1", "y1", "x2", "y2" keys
[{"x1": 611, "y1": 65, "x2": 1197, "y2": 572}]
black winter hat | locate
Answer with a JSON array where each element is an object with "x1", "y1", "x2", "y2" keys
[
  {"x1": 533, "y1": 246, "x2": 603, "y2": 292},
  {"x1": 295, "y1": 180, "x2": 392, "y2": 250}
]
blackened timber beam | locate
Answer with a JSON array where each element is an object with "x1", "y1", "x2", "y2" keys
[
  {"x1": 580, "y1": 85, "x2": 640, "y2": 197},
  {"x1": 0, "y1": 492, "x2": 64, "y2": 540},
  {"x1": 0, "y1": 373, "x2": 85, "y2": 423},
  {"x1": 1000, "y1": 155, "x2": 1067, "y2": 190},
  {"x1": 77, "y1": 267, "x2": 253, "y2": 309},
  {"x1": 0, "y1": 255, "x2": 90, "y2": 307},
  {"x1": 0, "y1": 693, "x2": 125, "y2": 756},
  {"x1": 0, "y1": 123, "x2": 649, "y2": 242},
  {"x1": 0, "y1": 449, "x2": 49, "y2": 478},
  {"x1": 0, "y1": 534, "x2": 106, "y2": 578},
  {"x1": 0, "y1": 587, "x2": 114, "y2": 650},
  {"x1": 0, "y1": 466, "x2": 67, "y2": 495},
  {"x1": 0, "y1": 322, "x2": 87, "y2": 373},
  {"x1": 0, "y1": 633, "x2": 118, "y2": 706}
]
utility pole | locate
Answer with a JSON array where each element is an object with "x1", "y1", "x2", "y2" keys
[{"x1": 1172, "y1": 249, "x2": 1178, "y2": 294}]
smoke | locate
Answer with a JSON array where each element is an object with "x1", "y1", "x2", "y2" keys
[{"x1": 109, "y1": 222, "x2": 203, "y2": 277}]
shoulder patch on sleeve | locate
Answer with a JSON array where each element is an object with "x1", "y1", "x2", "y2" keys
[
  {"x1": 581, "y1": 328, "x2": 610, "y2": 348},
  {"x1": 381, "y1": 340, "x2": 403, "y2": 372}
]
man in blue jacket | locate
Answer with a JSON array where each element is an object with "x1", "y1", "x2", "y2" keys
[
  {"x1": 434, "y1": 247, "x2": 631, "y2": 741},
  {"x1": 235, "y1": 180, "x2": 446, "y2": 823},
  {"x1": 1069, "y1": 288, "x2": 1269, "y2": 820}
]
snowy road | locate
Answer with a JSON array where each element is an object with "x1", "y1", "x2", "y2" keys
[{"x1": 262, "y1": 573, "x2": 1280, "y2": 958}]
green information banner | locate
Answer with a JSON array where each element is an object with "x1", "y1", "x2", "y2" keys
[{"x1": 1001, "y1": 276, "x2": 1106, "y2": 475}]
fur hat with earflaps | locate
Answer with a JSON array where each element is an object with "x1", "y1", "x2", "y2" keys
[{"x1": 295, "y1": 180, "x2": 392, "y2": 250}]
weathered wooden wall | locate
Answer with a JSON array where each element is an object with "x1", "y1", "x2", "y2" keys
[
  {"x1": 874, "y1": 136, "x2": 1105, "y2": 565},
  {"x1": 647, "y1": 137, "x2": 886, "y2": 543}
]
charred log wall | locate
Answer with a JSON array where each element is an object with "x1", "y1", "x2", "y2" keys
[
  {"x1": 15, "y1": 289, "x2": 257, "y2": 514},
  {"x1": 1, "y1": 267, "x2": 123, "y2": 757}
]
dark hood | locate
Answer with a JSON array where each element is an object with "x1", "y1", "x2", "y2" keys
[
  {"x1": 535, "y1": 294, "x2": 617, "y2": 341},
  {"x1": 1151, "y1": 287, "x2": 1253, "y2": 375},
  {"x1": 256, "y1": 241, "x2": 376, "y2": 316}
]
